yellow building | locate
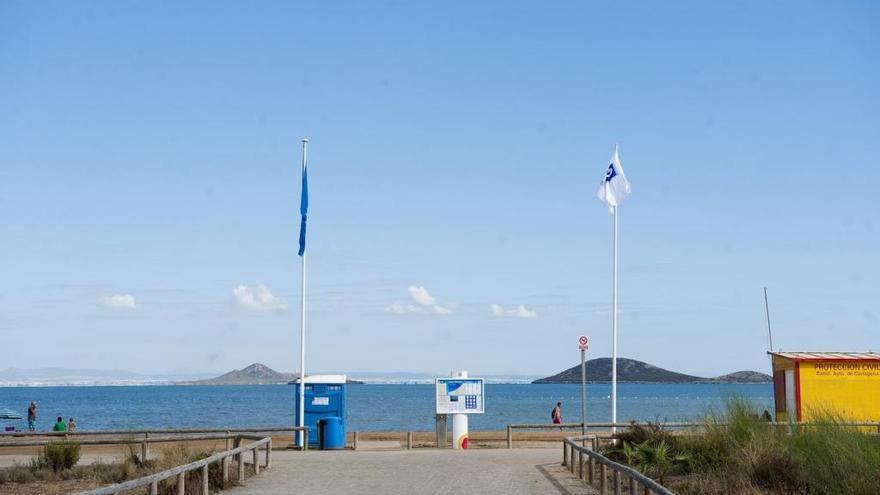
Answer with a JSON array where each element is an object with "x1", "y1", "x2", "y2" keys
[{"x1": 770, "y1": 352, "x2": 880, "y2": 423}]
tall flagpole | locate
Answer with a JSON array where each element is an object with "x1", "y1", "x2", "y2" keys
[
  {"x1": 611, "y1": 204, "x2": 618, "y2": 434},
  {"x1": 297, "y1": 138, "x2": 308, "y2": 447}
]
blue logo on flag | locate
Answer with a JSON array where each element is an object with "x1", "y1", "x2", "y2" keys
[{"x1": 604, "y1": 162, "x2": 617, "y2": 182}]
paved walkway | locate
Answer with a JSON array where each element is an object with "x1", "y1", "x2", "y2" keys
[{"x1": 229, "y1": 448, "x2": 596, "y2": 495}]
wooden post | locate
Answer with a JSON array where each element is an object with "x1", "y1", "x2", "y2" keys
[
  {"x1": 222, "y1": 456, "x2": 229, "y2": 483},
  {"x1": 407, "y1": 431, "x2": 413, "y2": 450},
  {"x1": 265, "y1": 439, "x2": 272, "y2": 469},
  {"x1": 588, "y1": 456, "x2": 594, "y2": 483},
  {"x1": 353, "y1": 431, "x2": 359, "y2": 450},
  {"x1": 177, "y1": 472, "x2": 185, "y2": 495},
  {"x1": 507, "y1": 425, "x2": 512, "y2": 449},
  {"x1": 629, "y1": 477, "x2": 636, "y2": 494},
  {"x1": 571, "y1": 450, "x2": 576, "y2": 474},
  {"x1": 592, "y1": 436, "x2": 598, "y2": 451},
  {"x1": 253, "y1": 448, "x2": 260, "y2": 474},
  {"x1": 643, "y1": 485, "x2": 651, "y2": 495},
  {"x1": 225, "y1": 430, "x2": 231, "y2": 451},
  {"x1": 562, "y1": 442, "x2": 568, "y2": 466},
  {"x1": 578, "y1": 451, "x2": 584, "y2": 479},
  {"x1": 201, "y1": 464, "x2": 209, "y2": 495},
  {"x1": 150, "y1": 480, "x2": 158, "y2": 495},
  {"x1": 238, "y1": 450, "x2": 245, "y2": 482},
  {"x1": 614, "y1": 470, "x2": 621, "y2": 495},
  {"x1": 142, "y1": 433, "x2": 150, "y2": 463},
  {"x1": 600, "y1": 464, "x2": 607, "y2": 495}
]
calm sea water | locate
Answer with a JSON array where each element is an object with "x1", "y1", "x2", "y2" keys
[{"x1": 0, "y1": 383, "x2": 773, "y2": 432}]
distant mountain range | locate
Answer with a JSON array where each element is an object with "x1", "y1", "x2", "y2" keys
[
  {"x1": 532, "y1": 358, "x2": 772, "y2": 384},
  {"x1": 0, "y1": 367, "x2": 212, "y2": 386}
]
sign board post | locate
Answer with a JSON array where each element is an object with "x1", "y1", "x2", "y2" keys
[
  {"x1": 436, "y1": 371, "x2": 484, "y2": 450},
  {"x1": 578, "y1": 336, "x2": 589, "y2": 437}
]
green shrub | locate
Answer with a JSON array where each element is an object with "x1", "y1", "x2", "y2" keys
[
  {"x1": 613, "y1": 421, "x2": 676, "y2": 447},
  {"x1": 38, "y1": 441, "x2": 81, "y2": 472}
]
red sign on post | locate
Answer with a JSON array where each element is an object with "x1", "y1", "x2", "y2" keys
[{"x1": 578, "y1": 335, "x2": 589, "y2": 351}]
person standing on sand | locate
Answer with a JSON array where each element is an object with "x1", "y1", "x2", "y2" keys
[
  {"x1": 52, "y1": 416, "x2": 66, "y2": 432},
  {"x1": 67, "y1": 418, "x2": 76, "y2": 431},
  {"x1": 27, "y1": 402, "x2": 37, "y2": 431},
  {"x1": 552, "y1": 402, "x2": 562, "y2": 429}
]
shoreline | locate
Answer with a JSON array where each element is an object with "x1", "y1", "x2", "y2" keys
[{"x1": 0, "y1": 381, "x2": 772, "y2": 388}]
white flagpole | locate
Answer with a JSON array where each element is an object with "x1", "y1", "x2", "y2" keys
[
  {"x1": 297, "y1": 138, "x2": 308, "y2": 447},
  {"x1": 611, "y1": 204, "x2": 618, "y2": 434}
]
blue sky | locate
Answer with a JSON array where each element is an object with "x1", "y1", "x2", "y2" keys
[{"x1": 1, "y1": 1, "x2": 878, "y2": 377}]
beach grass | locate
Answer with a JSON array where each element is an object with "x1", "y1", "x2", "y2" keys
[{"x1": 604, "y1": 397, "x2": 880, "y2": 494}]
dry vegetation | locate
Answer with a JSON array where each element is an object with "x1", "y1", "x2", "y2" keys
[{"x1": 0, "y1": 442, "x2": 250, "y2": 495}]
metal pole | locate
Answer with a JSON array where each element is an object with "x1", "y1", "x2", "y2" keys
[
  {"x1": 581, "y1": 348, "x2": 587, "y2": 438},
  {"x1": 297, "y1": 138, "x2": 308, "y2": 448},
  {"x1": 764, "y1": 287, "x2": 774, "y2": 363},
  {"x1": 611, "y1": 205, "x2": 618, "y2": 434}
]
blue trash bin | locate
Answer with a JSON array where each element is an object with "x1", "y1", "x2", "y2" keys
[{"x1": 318, "y1": 416, "x2": 345, "y2": 450}]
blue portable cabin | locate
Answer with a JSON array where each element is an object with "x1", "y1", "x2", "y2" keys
[{"x1": 293, "y1": 374, "x2": 347, "y2": 448}]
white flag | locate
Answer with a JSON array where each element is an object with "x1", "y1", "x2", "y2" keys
[{"x1": 596, "y1": 146, "x2": 631, "y2": 210}]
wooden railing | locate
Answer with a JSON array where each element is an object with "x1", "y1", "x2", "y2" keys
[
  {"x1": 506, "y1": 421, "x2": 880, "y2": 448},
  {"x1": 0, "y1": 427, "x2": 309, "y2": 461},
  {"x1": 505, "y1": 422, "x2": 704, "y2": 448},
  {"x1": 0, "y1": 426, "x2": 302, "y2": 438},
  {"x1": 76, "y1": 434, "x2": 276, "y2": 495},
  {"x1": 562, "y1": 435, "x2": 675, "y2": 495}
]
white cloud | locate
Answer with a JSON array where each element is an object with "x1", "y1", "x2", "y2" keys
[
  {"x1": 233, "y1": 284, "x2": 288, "y2": 312},
  {"x1": 490, "y1": 304, "x2": 504, "y2": 317},
  {"x1": 490, "y1": 304, "x2": 537, "y2": 319},
  {"x1": 433, "y1": 305, "x2": 452, "y2": 315},
  {"x1": 408, "y1": 286, "x2": 436, "y2": 306},
  {"x1": 388, "y1": 286, "x2": 452, "y2": 315},
  {"x1": 100, "y1": 294, "x2": 136, "y2": 310}
]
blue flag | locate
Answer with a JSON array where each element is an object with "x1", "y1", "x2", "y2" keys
[{"x1": 298, "y1": 166, "x2": 308, "y2": 256}]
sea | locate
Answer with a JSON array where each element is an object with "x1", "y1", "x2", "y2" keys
[{"x1": 0, "y1": 383, "x2": 773, "y2": 432}]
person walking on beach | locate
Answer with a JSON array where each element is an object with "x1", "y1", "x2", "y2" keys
[
  {"x1": 52, "y1": 416, "x2": 67, "y2": 432},
  {"x1": 552, "y1": 402, "x2": 562, "y2": 430},
  {"x1": 67, "y1": 418, "x2": 76, "y2": 432},
  {"x1": 27, "y1": 402, "x2": 37, "y2": 431}
]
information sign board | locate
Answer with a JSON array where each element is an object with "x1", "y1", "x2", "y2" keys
[{"x1": 436, "y1": 377, "x2": 485, "y2": 414}]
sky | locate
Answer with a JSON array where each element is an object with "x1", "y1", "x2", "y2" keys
[{"x1": 1, "y1": 1, "x2": 878, "y2": 378}]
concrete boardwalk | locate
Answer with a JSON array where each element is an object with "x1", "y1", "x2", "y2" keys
[{"x1": 230, "y1": 448, "x2": 597, "y2": 495}]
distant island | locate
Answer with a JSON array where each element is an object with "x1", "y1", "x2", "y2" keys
[
  {"x1": 532, "y1": 358, "x2": 772, "y2": 384},
  {"x1": 0, "y1": 361, "x2": 768, "y2": 387},
  {"x1": 188, "y1": 363, "x2": 364, "y2": 385}
]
